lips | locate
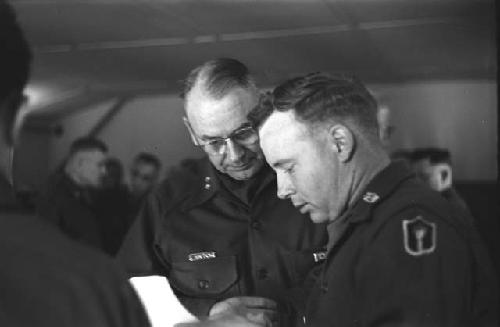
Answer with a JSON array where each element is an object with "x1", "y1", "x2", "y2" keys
[
  {"x1": 294, "y1": 203, "x2": 309, "y2": 214},
  {"x1": 228, "y1": 162, "x2": 252, "y2": 171}
]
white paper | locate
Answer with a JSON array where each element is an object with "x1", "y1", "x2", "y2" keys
[{"x1": 130, "y1": 276, "x2": 198, "y2": 327}]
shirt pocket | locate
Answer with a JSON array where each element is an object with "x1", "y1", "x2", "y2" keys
[{"x1": 169, "y1": 255, "x2": 239, "y2": 298}]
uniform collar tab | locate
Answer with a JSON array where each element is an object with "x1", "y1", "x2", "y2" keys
[
  {"x1": 349, "y1": 161, "x2": 414, "y2": 223},
  {"x1": 183, "y1": 159, "x2": 276, "y2": 210},
  {"x1": 180, "y1": 159, "x2": 219, "y2": 210}
]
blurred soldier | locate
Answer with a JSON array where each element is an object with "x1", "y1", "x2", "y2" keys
[
  {"x1": 129, "y1": 152, "x2": 162, "y2": 212},
  {"x1": 0, "y1": 1, "x2": 149, "y2": 326},
  {"x1": 37, "y1": 136, "x2": 108, "y2": 251},
  {"x1": 249, "y1": 72, "x2": 497, "y2": 327},
  {"x1": 99, "y1": 157, "x2": 133, "y2": 255},
  {"x1": 411, "y1": 147, "x2": 470, "y2": 214},
  {"x1": 118, "y1": 58, "x2": 327, "y2": 326}
]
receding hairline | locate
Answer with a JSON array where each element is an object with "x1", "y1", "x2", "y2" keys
[
  {"x1": 186, "y1": 73, "x2": 257, "y2": 99},
  {"x1": 183, "y1": 58, "x2": 257, "y2": 105},
  {"x1": 184, "y1": 82, "x2": 259, "y2": 121}
]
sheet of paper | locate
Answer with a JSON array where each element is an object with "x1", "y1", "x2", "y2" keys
[{"x1": 130, "y1": 276, "x2": 198, "y2": 327}]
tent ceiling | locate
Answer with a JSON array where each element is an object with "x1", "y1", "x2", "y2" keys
[{"x1": 11, "y1": 0, "x2": 496, "y2": 118}]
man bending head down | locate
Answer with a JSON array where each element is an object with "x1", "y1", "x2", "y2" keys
[
  {"x1": 250, "y1": 73, "x2": 388, "y2": 223},
  {"x1": 249, "y1": 73, "x2": 497, "y2": 327},
  {"x1": 183, "y1": 58, "x2": 264, "y2": 180}
]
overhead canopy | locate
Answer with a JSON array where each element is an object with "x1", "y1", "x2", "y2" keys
[{"x1": 12, "y1": 0, "x2": 496, "y2": 118}]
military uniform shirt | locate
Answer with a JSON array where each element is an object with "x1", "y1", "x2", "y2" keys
[
  {"x1": 305, "y1": 162, "x2": 498, "y2": 327},
  {"x1": 117, "y1": 158, "x2": 327, "y2": 321}
]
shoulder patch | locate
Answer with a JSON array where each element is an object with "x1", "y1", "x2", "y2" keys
[{"x1": 402, "y1": 216, "x2": 437, "y2": 256}]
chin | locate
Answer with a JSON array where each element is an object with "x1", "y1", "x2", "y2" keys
[
  {"x1": 227, "y1": 167, "x2": 258, "y2": 180},
  {"x1": 308, "y1": 211, "x2": 330, "y2": 224},
  {"x1": 227, "y1": 163, "x2": 263, "y2": 180}
]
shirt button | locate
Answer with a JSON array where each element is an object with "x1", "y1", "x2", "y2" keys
[
  {"x1": 250, "y1": 220, "x2": 261, "y2": 230},
  {"x1": 198, "y1": 279, "x2": 210, "y2": 290},
  {"x1": 257, "y1": 268, "x2": 268, "y2": 280}
]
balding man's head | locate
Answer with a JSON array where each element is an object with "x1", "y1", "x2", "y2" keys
[
  {"x1": 182, "y1": 58, "x2": 264, "y2": 180},
  {"x1": 183, "y1": 58, "x2": 257, "y2": 100}
]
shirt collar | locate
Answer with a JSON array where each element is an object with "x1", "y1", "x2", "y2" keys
[
  {"x1": 183, "y1": 159, "x2": 276, "y2": 210},
  {"x1": 49, "y1": 170, "x2": 94, "y2": 206},
  {"x1": 325, "y1": 161, "x2": 414, "y2": 250},
  {"x1": 182, "y1": 159, "x2": 219, "y2": 209},
  {"x1": 57, "y1": 171, "x2": 83, "y2": 197},
  {"x1": 347, "y1": 161, "x2": 415, "y2": 224}
]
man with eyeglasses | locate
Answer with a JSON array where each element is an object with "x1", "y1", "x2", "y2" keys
[{"x1": 117, "y1": 58, "x2": 327, "y2": 326}]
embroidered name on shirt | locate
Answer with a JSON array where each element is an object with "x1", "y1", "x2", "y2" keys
[{"x1": 188, "y1": 252, "x2": 217, "y2": 262}]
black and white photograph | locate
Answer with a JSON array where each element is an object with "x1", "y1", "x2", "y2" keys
[{"x1": 0, "y1": 0, "x2": 497, "y2": 326}]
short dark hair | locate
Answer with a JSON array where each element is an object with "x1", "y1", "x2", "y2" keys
[
  {"x1": 133, "y1": 152, "x2": 161, "y2": 170},
  {"x1": 411, "y1": 148, "x2": 451, "y2": 165},
  {"x1": 0, "y1": 1, "x2": 32, "y2": 101},
  {"x1": 69, "y1": 137, "x2": 108, "y2": 155},
  {"x1": 182, "y1": 58, "x2": 255, "y2": 99},
  {"x1": 249, "y1": 73, "x2": 379, "y2": 138}
]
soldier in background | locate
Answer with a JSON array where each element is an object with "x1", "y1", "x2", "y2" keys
[
  {"x1": 411, "y1": 147, "x2": 471, "y2": 215},
  {"x1": 36, "y1": 136, "x2": 109, "y2": 252},
  {"x1": 129, "y1": 152, "x2": 162, "y2": 214}
]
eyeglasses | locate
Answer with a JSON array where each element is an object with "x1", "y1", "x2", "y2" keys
[{"x1": 184, "y1": 118, "x2": 259, "y2": 155}]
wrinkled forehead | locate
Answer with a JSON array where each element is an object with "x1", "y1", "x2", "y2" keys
[{"x1": 185, "y1": 86, "x2": 258, "y2": 136}]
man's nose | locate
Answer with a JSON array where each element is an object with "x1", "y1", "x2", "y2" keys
[
  {"x1": 225, "y1": 138, "x2": 245, "y2": 162},
  {"x1": 276, "y1": 172, "x2": 294, "y2": 200}
]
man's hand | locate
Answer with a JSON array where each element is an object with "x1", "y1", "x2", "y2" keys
[
  {"x1": 174, "y1": 296, "x2": 278, "y2": 327},
  {"x1": 174, "y1": 314, "x2": 264, "y2": 327},
  {"x1": 210, "y1": 296, "x2": 278, "y2": 325}
]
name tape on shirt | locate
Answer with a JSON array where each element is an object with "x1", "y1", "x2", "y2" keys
[{"x1": 188, "y1": 252, "x2": 217, "y2": 262}]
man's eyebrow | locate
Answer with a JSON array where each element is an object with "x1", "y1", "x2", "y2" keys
[{"x1": 199, "y1": 122, "x2": 252, "y2": 140}]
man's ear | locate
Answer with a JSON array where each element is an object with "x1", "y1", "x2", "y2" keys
[
  {"x1": 182, "y1": 116, "x2": 200, "y2": 146},
  {"x1": 327, "y1": 124, "x2": 355, "y2": 163},
  {"x1": 433, "y1": 163, "x2": 452, "y2": 192}
]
